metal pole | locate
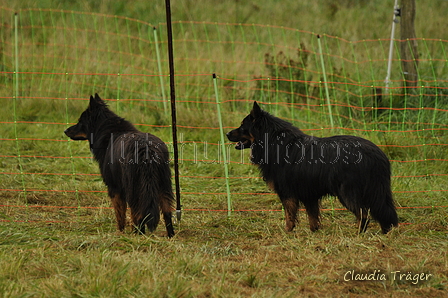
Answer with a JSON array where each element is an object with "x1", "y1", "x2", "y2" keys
[{"x1": 164, "y1": 0, "x2": 181, "y2": 222}]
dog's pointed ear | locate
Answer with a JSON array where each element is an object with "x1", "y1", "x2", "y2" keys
[
  {"x1": 89, "y1": 93, "x2": 105, "y2": 109},
  {"x1": 251, "y1": 101, "x2": 262, "y2": 118},
  {"x1": 88, "y1": 94, "x2": 95, "y2": 109},
  {"x1": 94, "y1": 93, "x2": 102, "y2": 102}
]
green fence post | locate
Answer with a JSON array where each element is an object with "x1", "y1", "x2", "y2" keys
[
  {"x1": 213, "y1": 74, "x2": 232, "y2": 217},
  {"x1": 317, "y1": 34, "x2": 334, "y2": 128},
  {"x1": 13, "y1": 11, "x2": 27, "y2": 204},
  {"x1": 153, "y1": 26, "x2": 168, "y2": 112}
]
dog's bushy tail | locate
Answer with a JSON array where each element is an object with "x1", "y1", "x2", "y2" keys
[
  {"x1": 142, "y1": 171, "x2": 162, "y2": 233},
  {"x1": 368, "y1": 181, "x2": 398, "y2": 234},
  {"x1": 140, "y1": 161, "x2": 175, "y2": 236},
  {"x1": 124, "y1": 165, "x2": 161, "y2": 233},
  {"x1": 154, "y1": 161, "x2": 175, "y2": 237}
]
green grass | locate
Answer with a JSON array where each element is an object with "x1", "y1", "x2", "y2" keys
[
  {"x1": 0, "y1": 0, "x2": 447, "y2": 297},
  {"x1": 0, "y1": 211, "x2": 447, "y2": 297}
]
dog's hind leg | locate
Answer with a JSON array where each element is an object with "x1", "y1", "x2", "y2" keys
[
  {"x1": 357, "y1": 208, "x2": 370, "y2": 233},
  {"x1": 303, "y1": 199, "x2": 321, "y2": 232},
  {"x1": 159, "y1": 192, "x2": 175, "y2": 238},
  {"x1": 110, "y1": 193, "x2": 127, "y2": 232},
  {"x1": 130, "y1": 203, "x2": 160, "y2": 235},
  {"x1": 130, "y1": 209, "x2": 147, "y2": 235},
  {"x1": 342, "y1": 202, "x2": 370, "y2": 233},
  {"x1": 281, "y1": 197, "x2": 298, "y2": 232},
  {"x1": 337, "y1": 193, "x2": 370, "y2": 233}
]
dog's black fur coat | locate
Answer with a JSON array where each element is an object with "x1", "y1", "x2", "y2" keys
[
  {"x1": 227, "y1": 102, "x2": 398, "y2": 234},
  {"x1": 65, "y1": 94, "x2": 174, "y2": 237}
]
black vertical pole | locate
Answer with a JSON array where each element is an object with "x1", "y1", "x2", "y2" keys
[{"x1": 165, "y1": 0, "x2": 181, "y2": 221}]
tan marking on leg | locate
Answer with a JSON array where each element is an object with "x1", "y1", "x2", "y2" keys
[
  {"x1": 266, "y1": 180, "x2": 275, "y2": 192},
  {"x1": 110, "y1": 194, "x2": 127, "y2": 232},
  {"x1": 282, "y1": 198, "x2": 298, "y2": 232},
  {"x1": 304, "y1": 203, "x2": 321, "y2": 232},
  {"x1": 130, "y1": 208, "x2": 145, "y2": 234},
  {"x1": 307, "y1": 213, "x2": 321, "y2": 232}
]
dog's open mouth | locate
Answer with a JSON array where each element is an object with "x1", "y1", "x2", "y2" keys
[
  {"x1": 235, "y1": 139, "x2": 251, "y2": 150},
  {"x1": 226, "y1": 130, "x2": 252, "y2": 150}
]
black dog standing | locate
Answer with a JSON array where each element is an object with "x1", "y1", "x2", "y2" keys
[
  {"x1": 65, "y1": 94, "x2": 175, "y2": 237},
  {"x1": 227, "y1": 102, "x2": 398, "y2": 234}
]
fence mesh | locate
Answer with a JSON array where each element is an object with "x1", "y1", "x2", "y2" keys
[{"x1": 0, "y1": 8, "x2": 447, "y2": 226}]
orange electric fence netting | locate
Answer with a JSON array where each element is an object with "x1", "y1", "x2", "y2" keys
[{"x1": 0, "y1": 8, "x2": 447, "y2": 226}]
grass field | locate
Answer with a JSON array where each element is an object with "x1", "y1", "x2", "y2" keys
[{"x1": 1, "y1": 0, "x2": 447, "y2": 297}]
